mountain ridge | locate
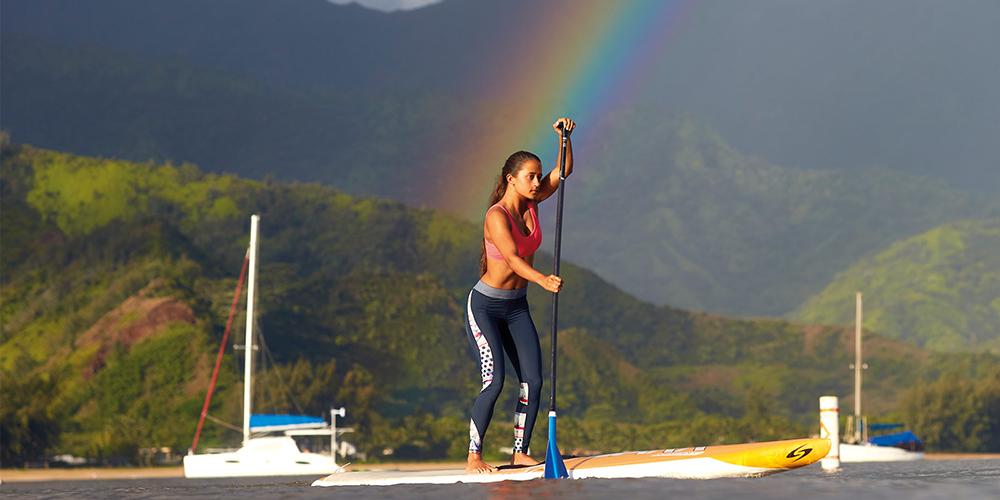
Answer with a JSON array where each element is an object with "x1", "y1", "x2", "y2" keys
[
  {"x1": 562, "y1": 109, "x2": 1000, "y2": 316},
  {"x1": 6, "y1": 34, "x2": 998, "y2": 322},
  {"x1": 4, "y1": 0, "x2": 998, "y2": 192},
  {"x1": 7, "y1": 34, "x2": 1000, "y2": 324}
]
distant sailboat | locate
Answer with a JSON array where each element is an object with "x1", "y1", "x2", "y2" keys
[
  {"x1": 183, "y1": 215, "x2": 351, "y2": 478},
  {"x1": 839, "y1": 292, "x2": 924, "y2": 462}
]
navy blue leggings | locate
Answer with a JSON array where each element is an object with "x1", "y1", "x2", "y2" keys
[{"x1": 465, "y1": 281, "x2": 543, "y2": 455}]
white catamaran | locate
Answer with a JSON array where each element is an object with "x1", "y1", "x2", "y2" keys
[
  {"x1": 183, "y1": 215, "x2": 351, "y2": 478},
  {"x1": 839, "y1": 292, "x2": 924, "y2": 462}
]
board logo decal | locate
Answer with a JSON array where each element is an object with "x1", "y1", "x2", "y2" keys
[{"x1": 786, "y1": 444, "x2": 813, "y2": 462}]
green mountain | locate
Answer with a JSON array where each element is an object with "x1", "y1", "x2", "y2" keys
[
  {"x1": 5, "y1": 33, "x2": 999, "y2": 327},
  {"x1": 789, "y1": 219, "x2": 1000, "y2": 351},
  {"x1": 564, "y1": 109, "x2": 1000, "y2": 317},
  {"x1": 4, "y1": 143, "x2": 997, "y2": 465}
]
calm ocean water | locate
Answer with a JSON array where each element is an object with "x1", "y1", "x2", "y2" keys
[{"x1": 2, "y1": 460, "x2": 998, "y2": 499}]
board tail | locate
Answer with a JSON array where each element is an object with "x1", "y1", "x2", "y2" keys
[{"x1": 543, "y1": 412, "x2": 568, "y2": 479}]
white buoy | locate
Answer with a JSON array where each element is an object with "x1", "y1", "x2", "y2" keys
[{"x1": 820, "y1": 396, "x2": 841, "y2": 469}]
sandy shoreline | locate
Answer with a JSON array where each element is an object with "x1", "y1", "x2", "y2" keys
[
  {"x1": 1, "y1": 466, "x2": 186, "y2": 482},
  {"x1": 0, "y1": 461, "x2": 466, "y2": 483},
  {"x1": 3, "y1": 455, "x2": 998, "y2": 482},
  {"x1": 922, "y1": 453, "x2": 1000, "y2": 461}
]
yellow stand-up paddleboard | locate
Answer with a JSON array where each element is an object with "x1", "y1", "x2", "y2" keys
[{"x1": 311, "y1": 437, "x2": 830, "y2": 486}]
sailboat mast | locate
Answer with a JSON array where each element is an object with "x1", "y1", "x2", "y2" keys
[
  {"x1": 854, "y1": 291, "x2": 862, "y2": 444},
  {"x1": 243, "y1": 215, "x2": 260, "y2": 445}
]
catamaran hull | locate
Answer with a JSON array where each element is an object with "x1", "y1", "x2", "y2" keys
[
  {"x1": 312, "y1": 438, "x2": 830, "y2": 486},
  {"x1": 839, "y1": 443, "x2": 924, "y2": 462},
  {"x1": 184, "y1": 454, "x2": 338, "y2": 477},
  {"x1": 184, "y1": 437, "x2": 340, "y2": 478}
]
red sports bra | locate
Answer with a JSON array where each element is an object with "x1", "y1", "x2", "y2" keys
[{"x1": 484, "y1": 203, "x2": 542, "y2": 261}]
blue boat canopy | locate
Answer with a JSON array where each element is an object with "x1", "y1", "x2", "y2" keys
[
  {"x1": 870, "y1": 430, "x2": 922, "y2": 447},
  {"x1": 868, "y1": 423, "x2": 905, "y2": 431},
  {"x1": 250, "y1": 414, "x2": 327, "y2": 432}
]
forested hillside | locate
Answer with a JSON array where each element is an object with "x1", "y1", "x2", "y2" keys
[
  {"x1": 3, "y1": 143, "x2": 997, "y2": 465},
  {"x1": 0, "y1": 140, "x2": 484, "y2": 463},
  {"x1": 6, "y1": 34, "x2": 998, "y2": 322},
  {"x1": 790, "y1": 219, "x2": 1000, "y2": 351},
  {"x1": 564, "y1": 110, "x2": 1000, "y2": 316}
]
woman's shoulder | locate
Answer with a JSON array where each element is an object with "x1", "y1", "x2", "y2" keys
[
  {"x1": 488, "y1": 203, "x2": 515, "y2": 217},
  {"x1": 525, "y1": 201, "x2": 539, "y2": 218},
  {"x1": 485, "y1": 205, "x2": 510, "y2": 225}
]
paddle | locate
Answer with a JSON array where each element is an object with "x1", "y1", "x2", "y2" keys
[{"x1": 544, "y1": 122, "x2": 570, "y2": 479}]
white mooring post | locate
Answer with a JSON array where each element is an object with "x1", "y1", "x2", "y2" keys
[
  {"x1": 331, "y1": 407, "x2": 346, "y2": 464},
  {"x1": 820, "y1": 396, "x2": 841, "y2": 469}
]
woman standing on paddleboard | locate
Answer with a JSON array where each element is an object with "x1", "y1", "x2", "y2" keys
[{"x1": 465, "y1": 118, "x2": 576, "y2": 474}]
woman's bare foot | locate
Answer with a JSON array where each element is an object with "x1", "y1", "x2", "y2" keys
[
  {"x1": 467, "y1": 453, "x2": 497, "y2": 474},
  {"x1": 510, "y1": 452, "x2": 541, "y2": 467}
]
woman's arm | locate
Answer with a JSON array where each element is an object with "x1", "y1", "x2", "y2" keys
[
  {"x1": 536, "y1": 117, "x2": 575, "y2": 203},
  {"x1": 485, "y1": 208, "x2": 562, "y2": 292}
]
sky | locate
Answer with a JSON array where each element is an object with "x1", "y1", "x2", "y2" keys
[{"x1": 327, "y1": 0, "x2": 442, "y2": 12}]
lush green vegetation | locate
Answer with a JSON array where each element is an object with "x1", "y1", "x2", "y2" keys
[
  {"x1": 0, "y1": 141, "x2": 483, "y2": 464},
  {"x1": 3, "y1": 144, "x2": 998, "y2": 467},
  {"x1": 901, "y1": 358, "x2": 1000, "y2": 452},
  {"x1": 790, "y1": 220, "x2": 1000, "y2": 351}
]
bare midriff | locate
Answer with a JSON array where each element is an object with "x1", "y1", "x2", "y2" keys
[{"x1": 481, "y1": 253, "x2": 534, "y2": 290}]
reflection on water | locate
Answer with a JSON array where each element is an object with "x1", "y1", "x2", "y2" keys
[{"x1": 2, "y1": 460, "x2": 998, "y2": 500}]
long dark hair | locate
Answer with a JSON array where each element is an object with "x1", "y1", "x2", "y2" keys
[{"x1": 479, "y1": 151, "x2": 541, "y2": 277}]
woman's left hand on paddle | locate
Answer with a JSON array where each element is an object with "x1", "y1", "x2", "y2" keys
[{"x1": 553, "y1": 118, "x2": 576, "y2": 136}]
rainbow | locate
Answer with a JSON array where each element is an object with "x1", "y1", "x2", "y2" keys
[{"x1": 437, "y1": 0, "x2": 697, "y2": 217}]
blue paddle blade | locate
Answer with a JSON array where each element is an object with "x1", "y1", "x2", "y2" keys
[{"x1": 543, "y1": 413, "x2": 568, "y2": 479}]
